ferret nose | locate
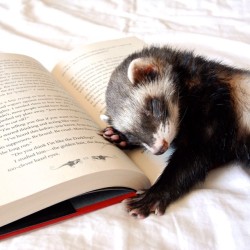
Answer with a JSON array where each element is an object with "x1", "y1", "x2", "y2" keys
[{"x1": 155, "y1": 140, "x2": 168, "y2": 155}]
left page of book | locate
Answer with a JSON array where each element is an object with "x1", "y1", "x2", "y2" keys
[{"x1": 0, "y1": 54, "x2": 149, "y2": 227}]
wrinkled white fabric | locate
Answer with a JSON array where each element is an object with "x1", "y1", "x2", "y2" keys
[{"x1": 0, "y1": 1, "x2": 249, "y2": 249}]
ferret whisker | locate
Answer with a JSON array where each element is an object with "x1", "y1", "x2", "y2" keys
[{"x1": 177, "y1": 107, "x2": 188, "y2": 127}]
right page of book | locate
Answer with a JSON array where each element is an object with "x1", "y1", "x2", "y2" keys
[{"x1": 53, "y1": 37, "x2": 168, "y2": 184}]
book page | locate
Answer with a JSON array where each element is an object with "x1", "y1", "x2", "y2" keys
[
  {"x1": 0, "y1": 54, "x2": 149, "y2": 213},
  {"x1": 53, "y1": 37, "x2": 145, "y2": 127},
  {"x1": 126, "y1": 148, "x2": 174, "y2": 184},
  {"x1": 53, "y1": 37, "x2": 167, "y2": 184}
]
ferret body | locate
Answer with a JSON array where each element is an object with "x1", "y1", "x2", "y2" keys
[{"x1": 101, "y1": 46, "x2": 250, "y2": 218}]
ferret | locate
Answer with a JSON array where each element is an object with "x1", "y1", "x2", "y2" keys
[{"x1": 101, "y1": 46, "x2": 250, "y2": 219}]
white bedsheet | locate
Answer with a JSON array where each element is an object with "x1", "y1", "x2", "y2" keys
[{"x1": 0, "y1": 1, "x2": 250, "y2": 249}]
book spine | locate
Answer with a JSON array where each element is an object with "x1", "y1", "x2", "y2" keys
[{"x1": 0, "y1": 192, "x2": 136, "y2": 241}]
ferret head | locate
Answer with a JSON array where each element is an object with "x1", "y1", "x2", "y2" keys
[{"x1": 103, "y1": 51, "x2": 180, "y2": 155}]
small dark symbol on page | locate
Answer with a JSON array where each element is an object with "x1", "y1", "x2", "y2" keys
[
  {"x1": 91, "y1": 155, "x2": 112, "y2": 160},
  {"x1": 50, "y1": 159, "x2": 80, "y2": 170}
]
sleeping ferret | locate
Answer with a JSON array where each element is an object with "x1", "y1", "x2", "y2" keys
[{"x1": 100, "y1": 46, "x2": 250, "y2": 218}]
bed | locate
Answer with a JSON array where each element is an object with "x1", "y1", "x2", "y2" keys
[{"x1": 0, "y1": 0, "x2": 250, "y2": 249}]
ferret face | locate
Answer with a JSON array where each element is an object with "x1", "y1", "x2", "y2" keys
[{"x1": 104, "y1": 56, "x2": 180, "y2": 155}]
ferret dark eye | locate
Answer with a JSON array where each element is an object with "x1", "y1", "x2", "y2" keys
[{"x1": 146, "y1": 97, "x2": 167, "y2": 119}]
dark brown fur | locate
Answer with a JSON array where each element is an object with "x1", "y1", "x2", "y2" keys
[{"x1": 102, "y1": 46, "x2": 250, "y2": 218}]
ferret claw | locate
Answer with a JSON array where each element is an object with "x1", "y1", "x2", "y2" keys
[{"x1": 101, "y1": 126, "x2": 129, "y2": 149}]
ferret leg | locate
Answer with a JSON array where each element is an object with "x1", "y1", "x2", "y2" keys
[{"x1": 124, "y1": 147, "x2": 210, "y2": 218}]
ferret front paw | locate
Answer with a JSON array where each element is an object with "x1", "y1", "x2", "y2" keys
[
  {"x1": 124, "y1": 189, "x2": 168, "y2": 219},
  {"x1": 101, "y1": 127, "x2": 129, "y2": 149}
]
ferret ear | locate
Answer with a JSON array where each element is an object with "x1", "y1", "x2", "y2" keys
[{"x1": 127, "y1": 58, "x2": 159, "y2": 85}]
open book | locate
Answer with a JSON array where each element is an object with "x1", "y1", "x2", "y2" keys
[{"x1": 0, "y1": 37, "x2": 167, "y2": 239}]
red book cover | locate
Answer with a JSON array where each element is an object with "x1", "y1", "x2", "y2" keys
[{"x1": 0, "y1": 188, "x2": 135, "y2": 241}]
